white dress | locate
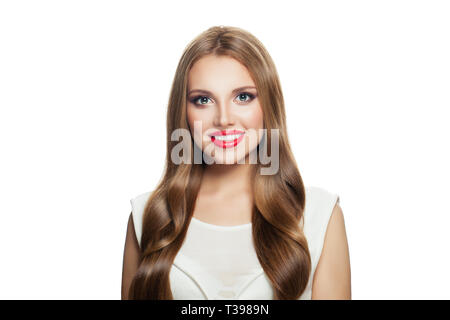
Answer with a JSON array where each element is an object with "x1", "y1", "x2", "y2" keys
[{"x1": 130, "y1": 185, "x2": 340, "y2": 300}]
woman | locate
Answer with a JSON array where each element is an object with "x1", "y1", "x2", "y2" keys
[{"x1": 121, "y1": 25, "x2": 351, "y2": 300}]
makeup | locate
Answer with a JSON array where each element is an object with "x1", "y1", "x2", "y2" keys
[{"x1": 210, "y1": 129, "x2": 245, "y2": 148}]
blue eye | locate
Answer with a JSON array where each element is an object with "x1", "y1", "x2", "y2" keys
[
  {"x1": 191, "y1": 96, "x2": 212, "y2": 105},
  {"x1": 235, "y1": 92, "x2": 255, "y2": 104},
  {"x1": 189, "y1": 92, "x2": 256, "y2": 106}
]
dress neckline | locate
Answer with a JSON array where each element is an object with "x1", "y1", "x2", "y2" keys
[{"x1": 190, "y1": 216, "x2": 252, "y2": 231}]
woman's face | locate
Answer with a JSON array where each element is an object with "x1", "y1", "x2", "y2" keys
[{"x1": 186, "y1": 54, "x2": 264, "y2": 165}]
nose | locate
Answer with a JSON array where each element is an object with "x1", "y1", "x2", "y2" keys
[{"x1": 213, "y1": 101, "x2": 235, "y2": 127}]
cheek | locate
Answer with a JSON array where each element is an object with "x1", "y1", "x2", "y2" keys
[
  {"x1": 186, "y1": 107, "x2": 213, "y2": 140},
  {"x1": 241, "y1": 104, "x2": 264, "y2": 129}
]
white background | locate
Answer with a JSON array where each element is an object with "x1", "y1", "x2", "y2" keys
[{"x1": 1, "y1": 0, "x2": 449, "y2": 299}]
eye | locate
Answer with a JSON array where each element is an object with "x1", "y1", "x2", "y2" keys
[
  {"x1": 189, "y1": 92, "x2": 256, "y2": 106},
  {"x1": 235, "y1": 92, "x2": 255, "y2": 104},
  {"x1": 190, "y1": 96, "x2": 212, "y2": 106}
]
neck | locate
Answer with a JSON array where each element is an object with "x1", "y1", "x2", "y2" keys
[{"x1": 200, "y1": 162, "x2": 253, "y2": 196}]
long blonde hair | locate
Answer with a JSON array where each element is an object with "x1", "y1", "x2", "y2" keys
[{"x1": 129, "y1": 25, "x2": 310, "y2": 299}]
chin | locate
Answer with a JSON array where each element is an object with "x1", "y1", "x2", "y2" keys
[
  {"x1": 217, "y1": 155, "x2": 246, "y2": 165},
  {"x1": 204, "y1": 149, "x2": 248, "y2": 165}
]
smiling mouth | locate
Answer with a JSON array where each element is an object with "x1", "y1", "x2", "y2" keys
[
  {"x1": 212, "y1": 133, "x2": 243, "y2": 141},
  {"x1": 210, "y1": 130, "x2": 245, "y2": 148}
]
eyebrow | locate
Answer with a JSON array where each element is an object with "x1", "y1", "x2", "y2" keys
[{"x1": 187, "y1": 86, "x2": 257, "y2": 96}]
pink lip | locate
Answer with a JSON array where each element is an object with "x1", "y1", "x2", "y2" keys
[
  {"x1": 209, "y1": 129, "x2": 245, "y2": 136},
  {"x1": 210, "y1": 129, "x2": 245, "y2": 149}
]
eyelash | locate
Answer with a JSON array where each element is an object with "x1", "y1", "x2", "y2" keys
[{"x1": 189, "y1": 92, "x2": 256, "y2": 106}]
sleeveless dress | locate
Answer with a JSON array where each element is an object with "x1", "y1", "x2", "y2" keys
[{"x1": 130, "y1": 185, "x2": 340, "y2": 300}]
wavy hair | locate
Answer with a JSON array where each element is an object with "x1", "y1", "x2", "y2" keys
[{"x1": 128, "y1": 25, "x2": 310, "y2": 299}]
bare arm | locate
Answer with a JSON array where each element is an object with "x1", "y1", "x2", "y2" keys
[
  {"x1": 121, "y1": 212, "x2": 141, "y2": 300},
  {"x1": 311, "y1": 203, "x2": 352, "y2": 299}
]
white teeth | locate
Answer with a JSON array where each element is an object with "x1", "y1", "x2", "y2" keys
[{"x1": 213, "y1": 134, "x2": 243, "y2": 141}]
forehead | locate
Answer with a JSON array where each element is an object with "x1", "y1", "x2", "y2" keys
[{"x1": 188, "y1": 55, "x2": 255, "y2": 90}]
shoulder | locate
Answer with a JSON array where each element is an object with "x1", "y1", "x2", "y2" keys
[
  {"x1": 311, "y1": 195, "x2": 351, "y2": 299},
  {"x1": 304, "y1": 186, "x2": 340, "y2": 212},
  {"x1": 302, "y1": 186, "x2": 341, "y2": 270},
  {"x1": 130, "y1": 190, "x2": 154, "y2": 248},
  {"x1": 303, "y1": 186, "x2": 341, "y2": 238}
]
